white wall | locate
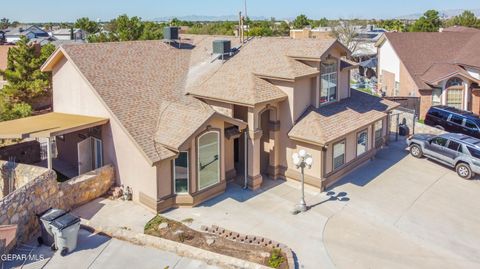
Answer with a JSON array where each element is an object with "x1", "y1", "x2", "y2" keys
[
  {"x1": 52, "y1": 56, "x2": 158, "y2": 202},
  {"x1": 378, "y1": 39, "x2": 401, "y2": 82},
  {"x1": 466, "y1": 67, "x2": 480, "y2": 80}
]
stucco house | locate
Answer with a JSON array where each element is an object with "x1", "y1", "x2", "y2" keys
[
  {"x1": 0, "y1": 35, "x2": 398, "y2": 213},
  {"x1": 376, "y1": 26, "x2": 480, "y2": 119}
]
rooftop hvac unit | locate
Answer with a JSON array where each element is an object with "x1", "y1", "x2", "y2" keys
[
  {"x1": 213, "y1": 40, "x2": 231, "y2": 55},
  {"x1": 163, "y1": 27, "x2": 179, "y2": 40}
]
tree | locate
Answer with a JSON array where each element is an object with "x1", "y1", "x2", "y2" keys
[
  {"x1": 446, "y1": 10, "x2": 480, "y2": 28},
  {"x1": 293, "y1": 14, "x2": 310, "y2": 29},
  {"x1": 139, "y1": 21, "x2": 164, "y2": 40},
  {"x1": 0, "y1": 36, "x2": 55, "y2": 121},
  {"x1": 74, "y1": 17, "x2": 99, "y2": 34},
  {"x1": 0, "y1": 18, "x2": 10, "y2": 29},
  {"x1": 409, "y1": 10, "x2": 442, "y2": 32},
  {"x1": 377, "y1": 19, "x2": 406, "y2": 32},
  {"x1": 331, "y1": 20, "x2": 359, "y2": 52}
]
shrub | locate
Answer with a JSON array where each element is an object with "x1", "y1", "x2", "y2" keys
[
  {"x1": 144, "y1": 215, "x2": 167, "y2": 231},
  {"x1": 268, "y1": 248, "x2": 285, "y2": 268}
]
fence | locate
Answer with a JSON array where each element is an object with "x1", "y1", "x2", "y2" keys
[
  {"x1": 384, "y1": 96, "x2": 421, "y2": 116},
  {"x1": 389, "y1": 107, "x2": 416, "y2": 142}
]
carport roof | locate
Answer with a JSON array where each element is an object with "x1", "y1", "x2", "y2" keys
[{"x1": 0, "y1": 112, "x2": 108, "y2": 139}]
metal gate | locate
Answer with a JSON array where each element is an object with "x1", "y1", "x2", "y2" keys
[{"x1": 389, "y1": 107, "x2": 417, "y2": 142}]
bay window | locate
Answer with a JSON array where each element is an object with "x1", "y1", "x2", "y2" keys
[{"x1": 173, "y1": 152, "x2": 189, "y2": 194}]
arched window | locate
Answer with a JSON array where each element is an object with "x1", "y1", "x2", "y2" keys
[
  {"x1": 197, "y1": 131, "x2": 220, "y2": 190},
  {"x1": 446, "y1": 77, "x2": 463, "y2": 88},
  {"x1": 446, "y1": 77, "x2": 464, "y2": 109}
]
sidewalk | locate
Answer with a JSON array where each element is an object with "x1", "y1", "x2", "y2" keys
[{"x1": 3, "y1": 229, "x2": 220, "y2": 269}]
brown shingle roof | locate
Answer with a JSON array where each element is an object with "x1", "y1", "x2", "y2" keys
[
  {"x1": 289, "y1": 90, "x2": 399, "y2": 146},
  {"x1": 383, "y1": 31, "x2": 480, "y2": 90},
  {"x1": 60, "y1": 37, "x2": 237, "y2": 163},
  {"x1": 188, "y1": 38, "x2": 338, "y2": 106}
]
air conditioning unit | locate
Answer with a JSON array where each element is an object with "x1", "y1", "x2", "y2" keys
[
  {"x1": 163, "y1": 27, "x2": 179, "y2": 40},
  {"x1": 213, "y1": 40, "x2": 231, "y2": 55}
]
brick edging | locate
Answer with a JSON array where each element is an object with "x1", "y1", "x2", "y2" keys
[{"x1": 201, "y1": 225, "x2": 295, "y2": 269}]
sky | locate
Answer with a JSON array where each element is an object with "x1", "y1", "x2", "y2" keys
[{"x1": 2, "y1": 0, "x2": 480, "y2": 22}]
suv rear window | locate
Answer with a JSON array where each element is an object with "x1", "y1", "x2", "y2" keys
[
  {"x1": 465, "y1": 120, "x2": 479, "y2": 130},
  {"x1": 467, "y1": 147, "x2": 480, "y2": 159},
  {"x1": 428, "y1": 108, "x2": 448, "y2": 120}
]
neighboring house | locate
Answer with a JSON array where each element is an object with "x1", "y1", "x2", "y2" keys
[
  {"x1": 4, "y1": 25, "x2": 50, "y2": 43},
  {"x1": 290, "y1": 27, "x2": 333, "y2": 39},
  {"x1": 376, "y1": 26, "x2": 480, "y2": 119},
  {"x1": 0, "y1": 31, "x2": 5, "y2": 44},
  {"x1": 0, "y1": 35, "x2": 398, "y2": 213},
  {"x1": 52, "y1": 28, "x2": 86, "y2": 41}
]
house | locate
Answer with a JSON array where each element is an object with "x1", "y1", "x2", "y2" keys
[
  {"x1": 376, "y1": 27, "x2": 480, "y2": 119},
  {"x1": 0, "y1": 35, "x2": 398, "y2": 213},
  {"x1": 290, "y1": 27, "x2": 333, "y2": 40},
  {"x1": 4, "y1": 25, "x2": 50, "y2": 43},
  {"x1": 52, "y1": 28, "x2": 86, "y2": 41},
  {"x1": 0, "y1": 44, "x2": 14, "y2": 88}
]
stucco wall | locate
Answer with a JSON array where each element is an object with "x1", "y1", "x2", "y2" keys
[
  {"x1": 378, "y1": 39, "x2": 400, "y2": 82},
  {"x1": 204, "y1": 100, "x2": 233, "y2": 117},
  {"x1": 52, "y1": 56, "x2": 158, "y2": 204}
]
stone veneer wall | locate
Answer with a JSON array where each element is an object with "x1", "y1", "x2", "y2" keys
[
  {"x1": 0, "y1": 163, "x2": 114, "y2": 256},
  {"x1": 0, "y1": 161, "x2": 49, "y2": 199}
]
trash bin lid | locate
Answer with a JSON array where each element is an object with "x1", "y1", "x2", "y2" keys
[
  {"x1": 50, "y1": 213, "x2": 80, "y2": 230},
  {"x1": 40, "y1": 208, "x2": 66, "y2": 222}
]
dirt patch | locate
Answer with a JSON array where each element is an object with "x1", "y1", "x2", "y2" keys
[{"x1": 144, "y1": 215, "x2": 288, "y2": 268}]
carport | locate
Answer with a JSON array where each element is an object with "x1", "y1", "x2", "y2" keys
[{"x1": 0, "y1": 112, "x2": 108, "y2": 172}]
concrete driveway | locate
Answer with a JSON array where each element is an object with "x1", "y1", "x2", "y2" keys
[
  {"x1": 163, "y1": 140, "x2": 480, "y2": 269},
  {"x1": 3, "y1": 229, "x2": 220, "y2": 269}
]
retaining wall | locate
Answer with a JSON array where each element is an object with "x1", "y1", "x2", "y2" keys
[{"x1": 0, "y1": 163, "x2": 114, "y2": 258}]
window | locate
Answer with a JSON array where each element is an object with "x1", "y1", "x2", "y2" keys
[
  {"x1": 394, "y1": 82, "x2": 400, "y2": 96},
  {"x1": 357, "y1": 130, "x2": 368, "y2": 157},
  {"x1": 432, "y1": 88, "x2": 442, "y2": 106},
  {"x1": 449, "y1": 114, "x2": 463, "y2": 125},
  {"x1": 174, "y1": 152, "x2": 189, "y2": 194},
  {"x1": 333, "y1": 140, "x2": 346, "y2": 170},
  {"x1": 468, "y1": 147, "x2": 480, "y2": 159},
  {"x1": 431, "y1": 137, "x2": 448, "y2": 147},
  {"x1": 428, "y1": 108, "x2": 448, "y2": 120},
  {"x1": 320, "y1": 62, "x2": 337, "y2": 104},
  {"x1": 446, "y1": 77, "x2": 463, "y2": 88},
  {"x1": 198, "y1": 131, "x2": 220, "y2": 190},
  {"x1": 374, "y1": 120, "x2": 383, "y2": 140},
  {"x1": 447, "y1": 141, "x2": 462, "y2": 152},
  {"x1": 447, "y1": 89, "x2": 463, "y2": 109},
  {"x1": 465, "y1": 120, "x2": 478, "y2": 130}
]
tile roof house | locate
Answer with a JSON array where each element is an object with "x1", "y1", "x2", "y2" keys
[
  {"x1": 0, "y1": 34, "x2": 398, "y2": 212},
  {"x1": 376, "y1": 27, "x2": 480, "y2": 118},
  {"x1": 4, "y1": 25, "x2": 50, "y2": 43}
]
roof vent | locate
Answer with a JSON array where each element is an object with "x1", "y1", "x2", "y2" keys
[
  {"x1": 213, "y1": 40, "x2": 231, "y2": 55},
  {"x1": 163, "y1": 26, "x2": 179, "y2": 40}
]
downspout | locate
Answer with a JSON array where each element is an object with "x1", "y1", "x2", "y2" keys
[
  {"x1": 321, "y1": 146, "x2": 327, "y2": 192},
  {"x1": 243, "y1": 127, "x2": 248, "y2": 189}
]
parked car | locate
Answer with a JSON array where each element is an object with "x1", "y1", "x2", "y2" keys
[
  {"x1": 406, "y1": 133, "x2": 480, "y2": 179},
  {"x1": 424, "y1": 106, "x2": 480, "y2": 138}
]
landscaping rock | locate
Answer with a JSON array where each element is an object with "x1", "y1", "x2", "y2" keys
[
  {"x1": 260, "y1": 252, "x2": 270, "y2": 259},
  {"x1": 158, "y1": 222, "x2": 168, "y2": 230},
  {"x1": 206, "y1": 238, "x2": 215, "y2": 246}
]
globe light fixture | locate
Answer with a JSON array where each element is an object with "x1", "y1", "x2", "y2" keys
[{"x1": 292, "y1": 149, "x2": 313, "y2": 214}]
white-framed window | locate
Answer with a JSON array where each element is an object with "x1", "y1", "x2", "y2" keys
[
  {"x1": 432, "y1": 88, "x2": 442, "y2": 106},
  {"x1": 320, "y1": 61, "x2": 337, "y2": 104},
  {"x1": 197, "y1": 131, "x2": 220, "y2": 190},
  {"x1": 394, "y1": 82, "x2": 400, "y2": 96},
  {"x1": 357, "y1": 130, "x2": 368, "y2": 157},
  {"x1": 333, "y1": 140, "x2": 346, "y2": 170},
  {"x1": 447, "y1": 89, "x2": 463, "y2": 109},
  {"x1": 173, "y1": 151, "x2": 189, "y2": 194}
]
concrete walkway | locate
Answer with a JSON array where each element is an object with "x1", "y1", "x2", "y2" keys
[{"x1": 3, "y1": 229, "x2": 220, "y2": 269}]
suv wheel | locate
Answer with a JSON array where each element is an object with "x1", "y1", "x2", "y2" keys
[
  {"x1": 410, "y1": 144, "x2": 423, "y2": 158},
  {"x1": 456, "y1": 163, "x2": 474, "y2": 179},
  {"x1": 434, "y1": 125, "x2": 445, "y2": 131}
]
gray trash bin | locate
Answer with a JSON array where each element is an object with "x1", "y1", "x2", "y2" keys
[
  {"x1": 50, "y1": 213, "x2": 81, "y2": 256},
  {"x1": 38, "y1": 208, "x2": 66, "y2": 247}
]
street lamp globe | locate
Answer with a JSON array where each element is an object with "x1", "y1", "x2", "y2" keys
[
  {"x1": 298, "y1": 149, "x2": 307, "y2": 158},
  {"x1": 305, "y1": 156, "x2": 313, "y2": 167}
]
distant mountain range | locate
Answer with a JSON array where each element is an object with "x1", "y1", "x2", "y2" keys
[
  {"x1": 153, "y1": 15, "x2": 268, "y2": 22},
  {"x1": 397, "y1": 9, "x2": 480, "y2": 20}
]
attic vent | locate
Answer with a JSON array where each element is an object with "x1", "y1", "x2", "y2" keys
[
  {"x1": 163, "y1": 26, "x2": 179, "y2": 40},
  {"x1": 213, "y1": 40, "x2": 231, "y2": 55}
]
